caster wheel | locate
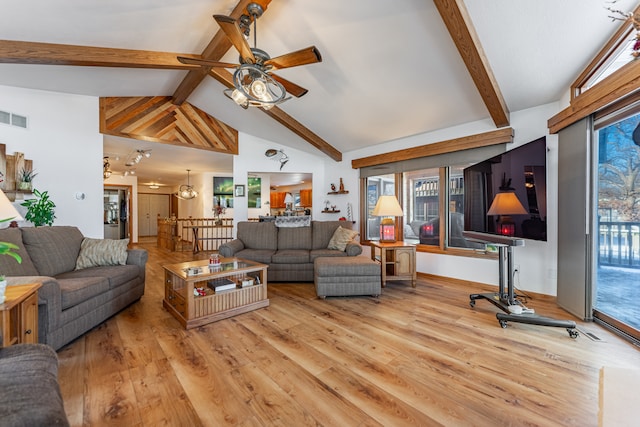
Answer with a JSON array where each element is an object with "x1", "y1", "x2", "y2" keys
[
  {"x1": 469, "y1": 300, "x2": 475, "y2": 308},
  {"x1": 568, "y1": 329, "x2": 579, "y2": 339},
  {"x1": 499, "y1": 320, "x2": 507, "y2": 329}
]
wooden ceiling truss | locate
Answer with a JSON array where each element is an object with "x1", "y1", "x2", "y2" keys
[{"x1": 0, "y1": 0, "x2": 507, "y2": 161}]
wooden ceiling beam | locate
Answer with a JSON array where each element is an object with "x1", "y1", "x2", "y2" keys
[
  {"x1": 209, "y1": 68, "x2": 342, "y2": 162},
  {"x1": 171, "y1": 0, "x2": 272, "y2": 105},
  {"x1": 434, "y1": 0, "x2": 510, "y2": 128},
  {"x1": 0, "y1": 40, "x2": 200, "y2": 69}
]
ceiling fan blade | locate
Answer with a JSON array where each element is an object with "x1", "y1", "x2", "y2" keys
[
  {"x1": 265, "y1": 46, "x2": 322, "y2": 70},
  {"x1": 177, "y1": 56, "x2": 237, "y2": 68},
  {"x1": 213, "y1": 15, "x2": 256, "y2": 64},
  {"x1": 269, "y1": 73, "x2": 308, "y2": 98}
]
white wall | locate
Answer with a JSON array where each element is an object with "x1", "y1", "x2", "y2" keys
[
  {"x1": 232, "y1": 133, "x2": 326, "y2": 223},
  {"x1": 0, "y1": 85, "x2": 103, "y2": 237}
]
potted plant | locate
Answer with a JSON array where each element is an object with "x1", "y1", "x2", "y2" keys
[
  {"x1": 20, "y1": 188, "x2": 56, "y2": 226},
  {"x1": 17, "y1": 168, "x2": 37, "y2": 191}
]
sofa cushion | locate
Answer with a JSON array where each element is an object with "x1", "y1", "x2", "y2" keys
[
  {"x1": 327, "y1": 226, "x2": 359, "y2": 251},
  {"x1": 271, "y1": 249, "x2": 310, "y2": 264},
  {"x1": 0, "y1": 344, "x2": 69, "y2": 426},
  {"x1": 235, "y1": 249, "x2": 275, "y2": 264},
  {"x1": 0, "y1": 227, "x2": 39, "y2": 276},
  {"x1": 309, "y1": 249, "x2": 349, "y2": 262},
  {"x1": 57, "y1": 264, "x2": 140, "y2": 289},
  {"x1": 278, "y1": 226, "x2": 312, "y2": 250},
  {"x1": 58, "y1": 277, "x2": 109, "y2": 310},
  {"x1": 75, "y1": 238, "x2": 129, "y2": 270},
  {"x1": 21, "y1": 226, "x2": 84, "y2": 277},
  {"x1": 237, "y1": 222, "x2": 278, "y2": 250},
  {"x1": 312, "y1": 221, "x2": 351, "y2": 249}
]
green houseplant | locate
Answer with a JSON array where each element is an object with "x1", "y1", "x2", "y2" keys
[
  {"x1": 18, "y1": 168, "x2": 37, "y2": 191},
  {"x1": 20, "y1": 188, "x2": 56, "y2": 226}
]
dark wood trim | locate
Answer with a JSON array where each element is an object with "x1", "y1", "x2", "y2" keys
[
  {"x1": 351, "y1": 127, "x2": 513, "y2": 169},
  {"x1": 0, "y1": 40, "x2": 199, "y2": 69},
  {"x1": 433, "y1": 0, "x2": 510, "y2": 128},
  {"x1": 548, "y1": 59, "x2": 640, "y2": 134}
]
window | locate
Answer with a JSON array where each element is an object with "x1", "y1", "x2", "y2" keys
[{"x1": 363, "y1": 174, "x2": 396, "y2": 241}]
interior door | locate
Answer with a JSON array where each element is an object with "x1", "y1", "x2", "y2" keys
[{"x1": 138, "y1": 193, "x2": 170, "y2": 237}]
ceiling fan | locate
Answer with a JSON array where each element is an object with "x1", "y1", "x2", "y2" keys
[{"x1": 177, "y1": 2, "x2": 322, "y2": 110}]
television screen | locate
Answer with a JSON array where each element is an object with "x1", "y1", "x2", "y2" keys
[{"x1": 463, "y1": 137, "x2": 547, "y2": 241}]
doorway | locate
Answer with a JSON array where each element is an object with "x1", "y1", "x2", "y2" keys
[
  {"x1": 103, "y1": 185, "x2": 132, "y2": 240},
  {"x1": 593, "y1": 111, "x2": 640, "y2": 340},
  {"x1": 138, "y1": 193, "x2": 170, "y2": 237}
]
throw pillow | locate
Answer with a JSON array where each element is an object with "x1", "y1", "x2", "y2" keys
[
  {"x1": 75, "y1": 238, "x2": 129, "y2": 270},
  {"x1": 327, "y1": 226, "x2": 359, "y2": 251}
]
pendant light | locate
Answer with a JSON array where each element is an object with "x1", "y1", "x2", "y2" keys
[{"x1": 177, "y1": 169, "x2": 198, "y2": 200}]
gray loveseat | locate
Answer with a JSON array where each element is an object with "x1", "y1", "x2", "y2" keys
[
  {"x1": 0, "y1": 226, "x2": 147, "y2": 350},
  {"x1": 219, "y1": 220, "x2": 362, "y2": 282}
]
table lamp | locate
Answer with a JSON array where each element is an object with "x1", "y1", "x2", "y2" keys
[
  {"x1": 284, "y1": 192, "x2": 294, "y2": 214},
  {"x1": 373, "y1": 195, "x2": 403, "y2": 242},
  {"x1": 487, "y1": 191, "x2": 527, "y2": 236},
  {"x1": 0, "y1": 189, "x2": 23, "y2": 223}
]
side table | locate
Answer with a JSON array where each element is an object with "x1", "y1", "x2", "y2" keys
[
  {"x1": 0, "y1": 283, "x2": 41, "y2": 347},
  {"x1": 370, "y1": 241, "x2": 417, "y2": 287}
]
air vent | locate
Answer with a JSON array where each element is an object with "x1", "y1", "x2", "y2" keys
[
  {"x1": 0, "y1": 110, "x2": 28, "y2": 128},
  {"x1": 11, "y1": 114, "x2": 27, "y2": 128}
]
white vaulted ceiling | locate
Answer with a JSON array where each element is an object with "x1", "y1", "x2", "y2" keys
[{"x1": 0, "y1": 0, "x2": 637, "y2": 186}]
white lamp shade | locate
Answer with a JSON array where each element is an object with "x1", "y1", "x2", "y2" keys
[
  {"x1": 372, "y1": 195, "x2": 404, "y2": 217},
  {"x1": 284, "y1": 193, "x2": 294, "y2": 204},
  {"x1": 0, "y1": 190, "x2": 23, "y2": 222},
  {"x1": 487, "y1": 192, "x2": 527, "y2": 216}
]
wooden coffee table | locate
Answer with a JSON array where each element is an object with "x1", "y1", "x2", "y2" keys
[{"x1": 162, "y1": 257, "x2": 269, "y2": 329}]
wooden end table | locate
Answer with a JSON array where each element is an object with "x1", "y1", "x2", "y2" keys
[
  {"x1": 370, "y1": 241, "x2": 417, "y2": 287},
  {"x1": 0, "y1": 283, "x2": 41, "y2": 347}
]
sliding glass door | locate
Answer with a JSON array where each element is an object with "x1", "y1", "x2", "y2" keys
[{"x1": 594, "y1": 111, "x2": 640, "y2": 339}]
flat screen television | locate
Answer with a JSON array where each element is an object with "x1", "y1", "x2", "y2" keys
[{"x1": 463, "y1": 136, "x2": 547, "y2": 241}]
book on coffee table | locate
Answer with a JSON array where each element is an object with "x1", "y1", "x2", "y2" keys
[{"x1": 207, "y1": 278, "x2": 237, "y2": 292}]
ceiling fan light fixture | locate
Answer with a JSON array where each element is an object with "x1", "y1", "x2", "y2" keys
[{"x1": 228, "y1": 63, "x2": 288, "y2": 110}]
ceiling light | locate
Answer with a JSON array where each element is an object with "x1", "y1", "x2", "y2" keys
[
  {"x1": 176, "y1": 169, "x2": 198, "y2": 200},
  {"x1": 224, "y1": 64, "x2": 288, "y2": 110},
  {"x1": 149, "y1": 184, "x2": 160, "y2": 189},
  {"x1": 103, "y1": 157, "x2": 112, "y2": 179}
]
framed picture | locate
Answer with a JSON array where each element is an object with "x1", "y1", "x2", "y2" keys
[
  {"x1": 235, "y1": 184, "x2": 245, "y2": 197},
  {"x1": 247, "y1": 177, "x2": 261, "y2": 208}
]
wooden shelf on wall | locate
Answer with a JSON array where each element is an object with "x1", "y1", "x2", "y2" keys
[
  {"x1": 0, "y1": 144, "x2": 35, "y2": 201},
  {"x1": 327, "y1": 190, "x2": 349, "y2": 195}
]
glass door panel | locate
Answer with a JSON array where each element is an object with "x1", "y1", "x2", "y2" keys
[{"x1": 594, "y1": 113, "x2": 640, "y2": 339}]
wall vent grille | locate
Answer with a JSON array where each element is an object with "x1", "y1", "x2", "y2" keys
[
  {"x1": 0, "y1": 110, "x2": 9, "y2": 125},
  {"x1": 11, "y1": 114, "x2": 27, "y2": 128}
]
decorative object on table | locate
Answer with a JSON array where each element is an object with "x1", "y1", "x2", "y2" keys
[
  {"x1": 176, "y1": 169, "x2": 198, "y2": 200},
  {"x1": 264, "y1": 149, "x2": 289, "y2": 170},
  {"x1": 330, "y1": 183, "x2": 336, "y2": 191},
  {"x1": 213, "y1": 204, "x2": 226, "y2": 225},
  {"x1": 284, "y1": 192, "x2": 294, "y2": 214},
  {"x1": 20, "y1": 188, "x2": 56, "y2": 227},
  {"x1": 194, "y1": 287, "x2": 207, "y2": 297},
  {"x1": 339, "y1": 178, "x2": 345, "y2": 192},
  {"x1": 17, "y1": 167, "x2": 37, "y2": 191},
  {"x1": 234, "y1": 184, "x2": 245, "y2": 197},
  {"x1": 372, "y1": 195, "x2": 404, "y2": 242}
]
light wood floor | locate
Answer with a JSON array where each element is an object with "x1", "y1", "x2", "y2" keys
[{"x1": 57, "y1": 242, "x2": 640, "y2": 426}]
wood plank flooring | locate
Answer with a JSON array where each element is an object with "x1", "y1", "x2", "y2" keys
[{"x1": 57, "y1": 242, "x2": 640, "y2": 426}]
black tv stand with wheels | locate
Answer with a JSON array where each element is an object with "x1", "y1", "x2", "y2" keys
[{"x1": 463, "y1": 231, "x2": 578, "y2": 338}]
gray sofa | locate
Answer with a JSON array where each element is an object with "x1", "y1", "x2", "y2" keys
[
  {"x1": 0, "y1": 226, "x2": 147, "y2": 350},
  {"x1": 0, "y1": 343, "x2": 69, "y2": 426},
  {"x1": 219, "y1": 220, "x2": 362, "y2": 282}
]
